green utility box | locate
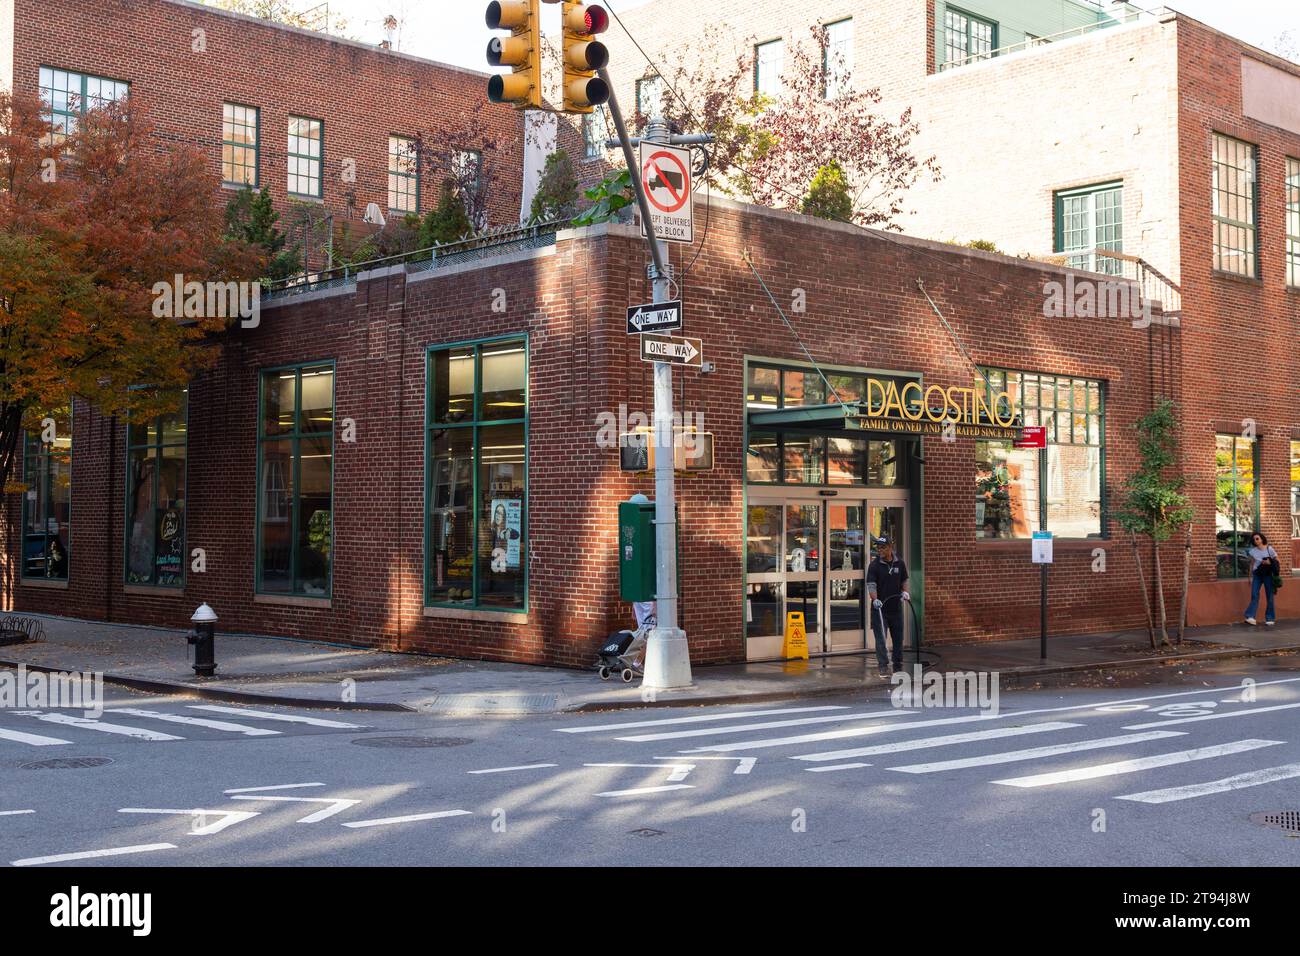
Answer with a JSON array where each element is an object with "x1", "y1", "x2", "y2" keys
[{"x1": 618, "y1": 500, "x2": 657, "y2": 602}]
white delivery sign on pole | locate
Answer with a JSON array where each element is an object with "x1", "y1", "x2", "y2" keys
[{"x1": 639, "y1": 141, "x2": 693, "y2": 244}]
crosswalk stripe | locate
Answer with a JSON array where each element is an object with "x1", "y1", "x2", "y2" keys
[
  {"x1": 594, "y1": 784, "x2": 694, "y2": 797},
  {"x1": 188, "y1": 705, "x2": 363, "y2": 729},
  {"x1": 0, "y1": 726, "x2": 71, "y2": 747},
  {"x1": 12, "y1": 843, "x2": 176, "y2": 867},
  {"x1": 992, "y1": 739, "x2": 1284, "y2": 789},
  {"x1": 616, "y1": 708, "x2": 917, "y2": 743},
  {"x1": 13, "y1": 711, "x2": 183, "y2": 741},
  {"x1": 554, "y1": 705, "x2": 847, "y2": 734},
  {"x1": 792, "y1": 721, "x2": 1083, "y2": 762},
  {"x1": 1122, "y1": 702, "x2": 1300, "y2": 730},
  {"x1": 685, "y1": 712, "x2": 1008, "y2": 754},
  {"x1": 106, "y1": 709, "x2": 280, "y2": 736},
  {"x1": 887, "y1": 731, "x2": 1188, "y2": 773},
  {"x1": 805, "y1": 763, "x2": 871, "y2": 773},
  {"x1": 342, "y1": 810, "x2": 472, "y2": 828},
  {"x1": 1116, "y1": 763, "x2": 1300, "y2": 804}
]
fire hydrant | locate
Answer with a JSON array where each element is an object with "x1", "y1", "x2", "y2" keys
[{"x1": 187, "y1": 603, "x2": 218, "y2": 677}]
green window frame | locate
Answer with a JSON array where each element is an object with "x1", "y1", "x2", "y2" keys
[
  {"x1": 975, "y1": 369, "x2": 1105, "y2": 540},
  {"x1": 222, "y1": 102, "x2": 259, "y2": 188},
  {"x1": 287, "y1": 115, "x2": 323, "y2": 198},
  {"x1": 1286, "y1": 157, "x2": 1300, "y2": 288},
  {"x1": 1215, "y1": 434, "x2": 1259, "y2": 580},
  {"x1": 1212, "y1": 132, "x2": 1258, "y2": 278},
  {"x1": 38, "y1": 65, "x2": 129, "y2": 143},
  {"x1": 1055, "y1": 182, "x2": 1123, "y2": 275},
  {"x1": 943, "y1": 7, "x2": 997, "y2": 67},
  {"x1": 425, "y1": 336, "x2": 528, "y2": 612},
  {"x1": 388, "y1": 135, "x2": 419, "y2": 214},
  {"x1": 256, "y1": 362, "x2": 335, "y2": 597},
  {"x1": 754, "y1": 39, "x2": 784, "y2": 97},
  {"x1": 21, "y1": 406, "x2": 73, "y2": 581},
  {"x1": 124, "y1": 391, "x2": 188, "y2": 588}
]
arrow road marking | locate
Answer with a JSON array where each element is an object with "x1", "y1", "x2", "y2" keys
[
  {"x1": 585, "y1": 762, "x2": 695, "y2": 782},
  {"x1": 12, "y1": 843, "x2": 176, "y2": 867},
  {"x1": 655, "y1": 755, "x2": 756, "y2": 774},
  {"x1": 118, "y1": 808, "x2": 261, "y2": 836},
  {"x1": 228, "y1": 795, "x2": 361, "y2": 823},
  {"x1": 225, "y1": 782, "x2": 325, "y2": 793},
  {"x1": 594, "y1": 784, "x2": 694, "y2": 798},
  {"x1": 1122, "y1": 702, "x2": 1300, "y2": 730},
  {"x1": 342, "y1": 810, "x2": 472, "y2": 829}
]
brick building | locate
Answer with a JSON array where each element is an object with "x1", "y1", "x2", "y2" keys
[
  {"x1": 2, "y1": 0, "x2": 529, "y2": 251},
  {"x1": 1, "y1": 192, "x2": 1205, "y2": 667},
  {"x1": 603, "y1": 0, "x2": 1300, "y2": 624}
]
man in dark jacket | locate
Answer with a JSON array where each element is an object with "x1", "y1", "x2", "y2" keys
[{"x1": 867, "y1": 535, "x2": 909, "y2": 677}]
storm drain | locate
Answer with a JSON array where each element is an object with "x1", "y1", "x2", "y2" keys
[
  {"x1": 1249, "y1": 811, "x2": 1300, "y2": 834},
  {"x1": 351, "y1": 736, "x2": 473, "y2": 749},
  {"x1": 420, "y1": 693, "x2": 559, "y2": 715},
  {"x1": 22, "y1": 756, "x2": 113, "y2": 770}
]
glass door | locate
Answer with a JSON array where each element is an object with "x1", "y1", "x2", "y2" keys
[
  {"x1": 825, "y1": 501, "x2": 867, "y2": 651},
  {"x1": 784, "y1": 502, "x2": 823, "y2": 653},
  {"x1": 867, "y1": 502, "x2": 908, "y2": 654}
]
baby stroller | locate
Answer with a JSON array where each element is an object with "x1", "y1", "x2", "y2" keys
[{"x1": 596, "y1": 603, "x2": 655, "y2": 683}]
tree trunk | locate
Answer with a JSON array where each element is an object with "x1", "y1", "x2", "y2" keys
[
  {"x1": 1178, "y1": 523, "x2": 1192, "y2": 645},
  {"x1": 1131, "y1": 531, "x2": 1156, "y2": 647},
  {"x1": 1154, "y1": 544, "x2": 1170, "y2": 647}
]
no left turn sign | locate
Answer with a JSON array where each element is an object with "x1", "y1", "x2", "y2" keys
[{"x1": 638, "y1": 142, "x2": 693, "y2": 243}]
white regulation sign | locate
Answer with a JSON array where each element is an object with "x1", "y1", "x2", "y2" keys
[{"x1": 639, "y1": 142, "x2": 693, "y2": 244}]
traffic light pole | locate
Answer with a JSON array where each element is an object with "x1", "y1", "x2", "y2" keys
[{"x1": 599, "y1": 68, "x2": 693, "y2": 689}]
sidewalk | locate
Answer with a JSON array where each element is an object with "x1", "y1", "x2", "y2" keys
[{"x1": 2, "y1": 613, "x2": 1297, "y2": 714}]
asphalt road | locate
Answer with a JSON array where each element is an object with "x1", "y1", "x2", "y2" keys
[{"x1": 2, "y1": 656, "x2": 1299, "y2": 867}]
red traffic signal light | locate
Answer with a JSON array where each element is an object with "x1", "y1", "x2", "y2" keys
[{"x1": 562, "y1": 2, "x2": 611, "y2": 113}]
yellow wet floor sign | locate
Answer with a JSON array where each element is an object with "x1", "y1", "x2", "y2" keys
[{"x1": 783, "y1": 611, "x2": 808, "y2": 661}]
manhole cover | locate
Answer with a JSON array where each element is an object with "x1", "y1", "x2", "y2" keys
[
  {"x1": 350, "y1": 736, "x2": 472, "y2": 748},
  {"x1": 22, "y1": 756, "x2": 114, "y2": 770},
  {"x1": 629, "y1": 828, "x2": 665, "y2": 837},
  {"x1": 1250, "y1": 811, "x2": 1300, "y2": 833}
]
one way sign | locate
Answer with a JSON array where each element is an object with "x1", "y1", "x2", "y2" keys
[
  {"x1": 640, "y1": 334, "x2": 702, "y2": 368},
  {"x1": 626, "y1": 300, "x2": 682, "y2": 334}
]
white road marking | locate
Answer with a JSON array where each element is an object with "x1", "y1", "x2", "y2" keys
[
  {"x1": 594, "y1": 784, "x2": 695, "y2": 798},
  {"x1": 0, "y1": 726, "x2": 71, "y2": 747},
  {"x1": 342, "y1": 810, "x2": 472, "y2": 828},
  {"x1": 224, "y1": 782, "x2": 325, "y2": 794},
  {"x1": 1122, "y1": 702, "x2": 1300, "y2": 730},
  {"x1": 804, "y1": 763, "x2": 871, "y2": 772},
  {"x1": 686, "y1": 712, "x2": 1007, "y2": 754},
  {"x1": 106, "y1": 709, "x2": 281, "y2": 736},
  {"x1": 12, "y1": 843, "x2": 176, "y2": 867},
  {"x1": 1116, "y1": 763, "x2": 1300, "y2": 804},
  {"x1": 189, "y1": 705, "x2": 363, "y2": 729},
  {"x1": 888, "y1": 731, "x2": 1188, "y2": 773},
  {"x1": 467, "y1": 763, "x2": 557, "y2": 775},
  {"x1": 555, "y1": 705, "x2": 847, "y2": 734},
  {"x1": 616, "y1": 708, "x2": 918, "y2": 743},
  {"x1": 0, "y1": 810, "x2": 35, "y2": 816},
  {"x1": 585, "y1": 762, "x2": 695, "y2": 782},
  {"x1": 655, "y1": 755, "x2": 756, "y2": 774},
  {"x1": 13, "y1": 711, "x2": 182, "y2": 741},
  {"x1": 118, "y1": 808, "x2": 260, "y2": 836},
  {"x1": 792, "y1": 721, "x2": 1083, "y2": 762},
  {"x1": 993, "y1": 739, "x2": 1285, "y2": 789},
  {"x1": 228, "y1": 795, "x2": 361, "y2": 823}
]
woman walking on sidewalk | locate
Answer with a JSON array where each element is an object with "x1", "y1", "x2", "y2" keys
[{"x1": 1244, "y1": 532, "x2": 1282, "y2": 627}]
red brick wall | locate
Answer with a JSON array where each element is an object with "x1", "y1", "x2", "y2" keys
[
  {"x1": 10, "y1": 0, "x2": 526, "y2": 232},
  {"x1": 2, "y1": 196, "x2": 1175, "y2": 666}
]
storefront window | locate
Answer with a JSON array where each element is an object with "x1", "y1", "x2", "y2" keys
[
  {"x1": 1215, "y1": 434, "x2": 1257, "y2": 579},
  {"x1": 976, "y1": 369, "x2": 1103, "y2": 539},
  {"x1": 257, "y1": 364, "x2": 334, "y2": 596},
  {"x1": 22, "y1": 406, "x2": 72, "y2": 580},
  {"x1": 746, "y1": 366, "x2": 780, "y2": 409},
  {"x1": 782, "y1": 370, "x2": 825, "y2": 407},
  {"x1": 783, "y1": 435, "x2": 824, "y2": 484},
  {"x1": 1291, "y1": 440, "x2": 1299, "y2": 568},
  {"x1": 125, "y1": 392, "x2": 187, "y2": 587},
  {"x1": 426, "y1": 338, "x2": 527, "y2": 611},
  {"x1": 747, "y1": 430, "x2": 780, "y2": 483}
]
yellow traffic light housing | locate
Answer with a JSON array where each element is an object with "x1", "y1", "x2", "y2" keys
[
  {"x1": 561, "y1": 2, "x2": 610, "y2": 113},
  {"x1": 486, "y1": 0, "x2": 542, "y2": 109}
]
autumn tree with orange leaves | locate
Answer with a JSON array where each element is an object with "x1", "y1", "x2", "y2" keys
[{"x1": 0, "y1": 92, "x2": 262, "y2": 491}]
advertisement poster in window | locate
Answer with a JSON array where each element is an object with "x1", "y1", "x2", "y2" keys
[
  {"x1": 490, "y1": 498, "x2": 521, "y2": 569},
  {"x1": 155, "y1": 507, "x2": 183, "y2": 586}
]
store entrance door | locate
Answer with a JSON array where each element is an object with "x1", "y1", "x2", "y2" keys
[{"x1": 745, "y1": 491, "x2": 909, "y2": 659}]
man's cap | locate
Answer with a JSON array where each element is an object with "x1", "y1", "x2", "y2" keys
[{"x1": 876, "y1": 535, "x2": 890, "y2": 545}]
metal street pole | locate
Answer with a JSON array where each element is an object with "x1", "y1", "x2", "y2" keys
[{"x1": 599, "y1": 69, "x2": 692, "y2": 689}]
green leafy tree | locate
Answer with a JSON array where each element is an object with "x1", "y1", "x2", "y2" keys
[
  {"x1": 529, "y1": 149, "x2": 580, "y2": 223},
  {"x1": 223, "y1": 186, "x2": 301, "y2": 282},
  {"x1": 801, "y1": 161, "x2": 853, "y2": 222},
  {"x1": 418, "y1": 179, "x2": 474, "y2": 248},
  {"x1": 1115, "y1": 399, "x2": 1195, "y2": 647},
  {"x1": 572, "y1": 168, "x2": 633, "y2": 227}
]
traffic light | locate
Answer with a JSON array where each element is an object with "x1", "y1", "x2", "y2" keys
[
  {"x1": 561, "y1": 2, "x2": 610, "y2": 113},
  {"x1": 486, "y1": 0, "x2": 542, "y2": 109}
]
